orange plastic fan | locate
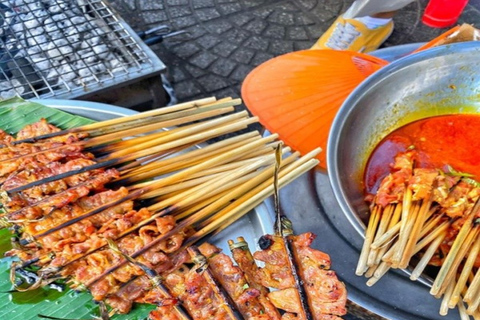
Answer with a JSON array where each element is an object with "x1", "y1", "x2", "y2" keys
[{"x1": 242, "y1": 50, "x2": 388, "y2": 169}]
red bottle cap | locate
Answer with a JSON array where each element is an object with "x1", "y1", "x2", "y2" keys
[{"x1": 422, "y1": 0, "x2": 469, "y2": 28}]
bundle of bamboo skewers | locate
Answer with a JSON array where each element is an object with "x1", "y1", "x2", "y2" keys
[
  {"x1": 0, "y1": 96, "x2": 327, "y2": 319},
  {"x1": 357, "y1": 150, "x2": 480, "y2": 319}
]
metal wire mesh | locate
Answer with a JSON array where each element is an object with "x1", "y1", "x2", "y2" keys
[{"x1": 0, "y1": 0, "x2": 163, "y2": 100}]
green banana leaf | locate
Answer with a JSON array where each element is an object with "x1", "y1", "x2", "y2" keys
[{"x1": 0, "y1": 97, "x2": 155, "y2": 320}]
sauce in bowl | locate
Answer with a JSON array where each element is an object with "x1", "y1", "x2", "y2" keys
[{"x1": 364, "y1": 114, "x2": 480, "y2": 194}]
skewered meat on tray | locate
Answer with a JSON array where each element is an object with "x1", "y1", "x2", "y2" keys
[{"x1": 0, "y1": 99, "x2": 345, "y2": 320}]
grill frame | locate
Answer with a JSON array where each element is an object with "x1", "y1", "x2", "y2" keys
[{"x1": 0, "y1": 0, "x2": 166, "y2": 101}]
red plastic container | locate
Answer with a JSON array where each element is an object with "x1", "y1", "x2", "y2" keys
[{"x1": 422, "y1": 0, "x2": 469, "y2": 28}]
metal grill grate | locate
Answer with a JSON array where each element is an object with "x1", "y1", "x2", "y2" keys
[{"x1": 0, "y1": 0, "x2": 165, "y2": 100}]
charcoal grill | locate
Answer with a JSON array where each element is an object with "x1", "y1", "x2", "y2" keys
[{"x1": 0, "y1": 0, "x2": 167, "y2": 108}]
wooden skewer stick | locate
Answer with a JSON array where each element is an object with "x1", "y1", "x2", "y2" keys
[
  {"x1": 440, "y1": 277, "x2": 457, "y2": 316},
  {"x1": 449, "y1": 231, "x2": 480, "y2": 308},
  {"x1": 367, "y1": 204, "x2": 394, "y2": 267},
  {"x1": 123, "y1": 138, "x2": 264, "y2": 187},
  {"x1": 7, "y1": 97, "x2": 220, "y2": 145},
  {"x1": 356, "y1": 205, "x2": 381, "y2": 276},
  {"x1": 410, "y1": 231, "x2": 447, "y2": 281},
  {"x1": 117, "y1": 132, "x2": 259, "y2": 180},
  {"x1": 106, "y1": 111, "x2": 250, "y2": 158},
  {"x1": 83, "y1": 106, "x2": 235, "y2": 149},
  {"x1": 369, "y1": 216, "x2": 448, "y2": 284},
  {"x1": 431, "y1": 199, "x2": 480, "y2": 297},
  {"x1": 465, "y1": 265, "x2": 480, "y2": 304},
  {"x1": 173, "y1": 151, "x2": 299, "y2": 222},
  {"x1": 400, "y1": 195, "x2": 434, "y2": 268},
  {"x1": 457, "y1": 300, "x2": 470, "y2": 320},
  {"x1": 391, "y1": 191, "x2": 417, "y2": 268},
  {"x1": 184, "y1": 158, "x2": 320, "y2": 249},
  {"x1": 431, "y1": 216, "x2": 479, "y2": 297}
]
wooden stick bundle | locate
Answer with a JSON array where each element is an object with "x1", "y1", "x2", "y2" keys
[{"x1": 357, "y1": 158, "x2": 480, "y2": 318}]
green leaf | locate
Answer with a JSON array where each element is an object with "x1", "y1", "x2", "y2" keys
[
  {"x1": 0, "y1": 97, "x2": 94, "y2": 134},
  {"x1": 0, "y1": 99, "x2": 155, "y2": 320}
]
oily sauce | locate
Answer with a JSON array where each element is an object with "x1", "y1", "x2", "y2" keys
[{"x1": 364, "y1": 114, "x2": 480, "y2": 194}]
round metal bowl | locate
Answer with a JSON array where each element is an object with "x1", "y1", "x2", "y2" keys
[{"x1": 328, "y1": 41, "x2": 480, "y2": 238}]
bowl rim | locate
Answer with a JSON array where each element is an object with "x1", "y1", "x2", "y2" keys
[{"x1": 326, "y1": 41, "x2": 480, "y2": 237}]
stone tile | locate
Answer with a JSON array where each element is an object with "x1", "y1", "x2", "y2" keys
[
  {"x1": 142, "y1": 11, "x2": 168, "y2": 23},
  {"x1": 270, "y1": 39, "x2": 294, "y2": 56},
  {"x1": 185, "y1": 64, "x2": 208, "y2": 77},
  {"x1": 230, "y1": 47, "x2": 255, "y2": 64},
  {"x1": 166, "y1": 0, "x2": 189, "y2": 5},
  {"x1": 175, "y1": 80, "x2": 203, "y2": 100},
  {"x1": 223, "y1": 28, "x2": 250, "y2": 44},
  {"x1": 192, "y1": 0, "x2": 215, "y2": 9},
  {"x1": 198, "y1": 74, "x2": 230, "y2": 91},
  {"x1": 210, "y1": 58, "x2": 237, "y2": 77},
  {"x1": 251, "y1": 51, "x2": 274, "y2": 66},
  {"x1": 294, "y1": 40, "x2": 313, "y2": 51},
  {"x1": 204, "y1": 20, "x2": 234, "y2": 34},
  {"x1": 263, "y1": 24, "x2": 286, "y2": 39},
  {"x1": 230, "y1": 64, "x2": 253, "y2": 81},
  {"x1": 244, "y1": 19, "x2": 268, "y2": 35},
  {"x1": 218, "y1": 3, "x2": 243, "y2": 15},
  {"x1": 231, "y1": 14, "x2": 254, "y2": 27},
  {"x1": 243, "y1": 0, "x2": 265, "y2": 8},
  {"x1": 268, "y1": 11, "x2": 295, "y2": 25},
  {"x1": 168, "y1": 6, "x2": 193, "y2": 18},
  {"x1": 195, "y1": 8, "x2": 222, "y2": 21},
  {"x1": 212, "y1": 41, "x2": 238, "y2": 58},
  {"x1": 295, "y1": 13, "x2": 316, "y2": 26},
  {"x1": 213, "y1": 87, "x2": 239, "y2": 100},
  {"x1": 244, "y1": 36, "x2": 269, "y2": 51},
  {"x1": 140, "y1": 1, "x2": 164, "y2": 10},
  {"x1": 252, "y1": 7, "x2": 275, "y2": 19},
  {"x1": 189, "y1": 51, "x2": 218, "y2": 69},
  {"x1": 170, "y1": 66, "x2": 188, "y2": 82},
  {"x1": 170, "y1": 42, "x2": 202, "y2": 59},
  {"x1": 287, "y1": 26, "x2": 309, "y2": 41},
  {"x1": 197, "y1": 34, "x2": 221, "y2": 49},
  {"x1": 173, "y1": 16, "x2": 199, "y2": 28}
]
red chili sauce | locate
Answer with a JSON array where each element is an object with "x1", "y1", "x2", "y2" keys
[{"x1": 364, "y1": 114, "x2": 480, "y2": 194}]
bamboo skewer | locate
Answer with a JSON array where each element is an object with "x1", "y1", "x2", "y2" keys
[
  {"x1": 450, "y1": 232, "x2": 480, "y2": 308},
  {"x1": 5, "y1": 97, "x2": 220, "y2": 145},
  {"x1": 117, "y1": 132, "x2": 259, "y2": 180},
  {"x1": 356, "y1": 204, "x2": 381, "y2": 276},
  {"x1": 400, "y1": 195, "x2": 433, "y2": 268},
  {"x1": 431, "y1": 200, "x2": 480, "y2": 296}
]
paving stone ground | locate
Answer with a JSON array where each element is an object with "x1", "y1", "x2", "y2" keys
[{"x1": 109, "y1": 0, "x2": 480, "y2": 104}]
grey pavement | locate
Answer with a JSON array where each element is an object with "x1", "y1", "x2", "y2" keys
[{"x1": 109, "y1": 0, "x2": 480, "y2": 104}]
